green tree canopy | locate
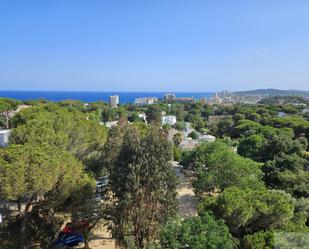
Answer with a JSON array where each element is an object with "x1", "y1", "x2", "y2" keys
[
  {"x1": 146, "y1": 105, "x2": 162, "y2": 124},
  {"x1": 160, "y1": 213, "x2": 237, "y2": 249},
  {"x1": 238, "y1": 134, "x2": 268, "y2": 161},
  {"x1": 241, "y1": 230, "x2": 275, "y2": 249},
  {"x1": 263, "y1": 153, "x2": 309, "y2": 198},
  {"x1": 198, "y1": 187, "x2": 295, "y2": 237},
  {"x1": 10, "y1": 104, "x2": 108, "y2": 176},
  {"x1": 0, "y1": 143, "x2": 95, "y2": 248},
  {"x1": 188, "y1": 131, "x2": 198, "y2": 140},
  {"x1": 181, "y1": 141, "x2": 263, "y2": 196}
]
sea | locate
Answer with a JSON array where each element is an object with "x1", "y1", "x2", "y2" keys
[{"x1": 0, "y1": 91, "x2": 214, "y2": 104}]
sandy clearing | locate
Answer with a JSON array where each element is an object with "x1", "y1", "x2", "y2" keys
[
  {"x1": 172, "y1": 161, "x2": 199, "y2": 218},
  {"x1": 87, "y1": 226, "x2": 118, "y2": 249}
]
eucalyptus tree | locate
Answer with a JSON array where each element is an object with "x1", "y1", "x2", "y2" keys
[{"x1": 102, "y1": 124, "x2": 177, "y2": 249}]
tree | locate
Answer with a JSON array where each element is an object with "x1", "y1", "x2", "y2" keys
[
  {"x1": 186, "y1": 141, "x2": 263, "y2": 196},
  {"x1": 241, "y1": 230, "x2": 274, "y2": 249},
  {"x1": 187, "y1": 114, "x2": 204, "y2": 131},
  {"x1": 0, "y1": 98, "x2": 20, "y2": 128},
  {"x1": 233, "y1": 113, "x2": 245, "y2": 124},
  {"x1": 173, "y1": 146, "x2": 181, "y2": 161},
  {"x1": 199, "y1": 187, "x2": 295, "y2": 237},
  {"x1": 216, "y1": 116, "x2": 234, "y2": 137},
  {"x1": 232, "y1": 119, "x2": 261, "y2": 138},
  {"x1": 128, "y1": 112, "x2": 144, "y2": 123},
  {"x1": 263, "y1": 153, "x2": 309, "y2": 198},
  {"x1": 10, "y1": 105, "x2": 108, "y2": 176},
  {"x1": 101, "y1": 107, "x2": 118, "y2": 122},
  {"x1": 160, "y1": 213, "x2": 236, "y2": 249},
  {"x1": 146, "y1": 105, "x2": 162, "y2": 124},
  {"x1": 238, "y1": 134, "x2": 268, "y2": 161},
  {"x1": 102, "y1": 124, "x2": 177, "y2": 249},
  {"x1": 0, "y1": 143, "x2": 94, "y2": 248},
  {"x1": 245, "y1": 112, "x2": 261, "y2": 123},
  {"x1": 266, "y1": 135, "x2": 307, "y2": 159},
  {"x1": 188, "y1": 131, "x2": 198, "y2": 140}
]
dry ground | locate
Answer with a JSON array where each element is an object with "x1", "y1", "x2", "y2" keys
[
  {"x1": 87, "y1": 226, "x2": 118, "y2": 249},
  {"x1": 172, "y1": 161, "x2": 199, "y2": 218}
]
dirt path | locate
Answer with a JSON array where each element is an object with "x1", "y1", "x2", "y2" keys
[
  {"x1": 87, "y1": 226, "x2": 118, "y2": 249},
  {"x1": 172, "y1": 161, "x2": 199, "y2": 218}
]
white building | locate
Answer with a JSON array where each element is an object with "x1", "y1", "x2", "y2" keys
[
  {"x1": 134, "y1": 97, "x2": 158, "y2": 106},
  {"x1": 105, "y1": 121, "x2": 118, "y2": 128},
  {"x1": 302, "y1": 108, "x2": 309, "y2": 114},
  {"x1": 138, "y1": 113, "x2": 147, "y2": 123},
  {"x1": 162, "y1": 115, "x2": 177, "y2": 126},
  {"x1": 200, "y1": 96, "x2": 207, "y2": 104},
  {"x1": 183, "y1": 128, "x2": 196, "y2": 137},
  {"x1": 164, "y1": 93, "x2": 176, "y2": 101},
  {"x1": 0, "y1": 130, "x2": 11, "y2": 147},
  {"x1": 179, "y1": 137, "x2": 199, "y2": 151},
  {"x1": 109, "y1": 95, "x2": 119, "y2": 108},
  {"x1": 278, "y1": 112, "x2": 288, "y2": 117},
  {"x1": 210, "y1": 93, "x2": 222, "y2": 105},
  {"x1": 199, "y1": 134, "x2": 216, "y2": 143}
]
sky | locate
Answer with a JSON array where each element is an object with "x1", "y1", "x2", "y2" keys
[{"x1": 0, "y1": 0, "x2": 309, "y2": 92}]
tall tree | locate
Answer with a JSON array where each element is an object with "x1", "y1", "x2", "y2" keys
[{"x1": 103, "y1": 124, "x2": 177, "y2": 249}]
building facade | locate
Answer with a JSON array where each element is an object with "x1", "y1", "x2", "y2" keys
[
  {"x1": 162, "y1": 115, "x2": 177, "y2": 126},
  {"x1": 0, "y1": 130, "x2": 11, "y2": 147},
  {"x1": 164, "y1": 93, "x2": 176, "y2": 101},
  {"x1": 134, "y1": 97, "x2": 158, "y2": 106},
  {"x1": 109, "y1": 95, "x2": 119, "y2": 108}
]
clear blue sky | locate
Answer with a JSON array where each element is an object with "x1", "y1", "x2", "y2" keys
[{"x1": 0, "y1": 0, "x2": 309, "y2": 92}]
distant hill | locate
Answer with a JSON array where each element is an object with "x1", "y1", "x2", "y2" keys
[{"x1": 233, "y1": 89, "x2": 309, "y2": 97}]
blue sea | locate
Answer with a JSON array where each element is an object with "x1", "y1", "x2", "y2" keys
[{"x1": 0, "y1": 91, "x2": 214, "y2": 104}]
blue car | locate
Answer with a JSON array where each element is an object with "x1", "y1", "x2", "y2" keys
[{"x1": 52, "y1": 233, "x2": 84, "y2": 247}]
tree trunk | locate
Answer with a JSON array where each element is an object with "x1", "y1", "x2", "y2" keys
[
  {"x1": 84, "y1": 239, "x2": 89, "y2": 249},
  {"x1": 4, "y1": 112, "x2": 10, "y2": 129},
  {"x1": 5, "y1": 116, "x2": 9, "y2": 129},
  {"x1": 20, "y1": 214, "x2": 28, "y2": 249},
  {"x1": 19, "y1": 196, "x2": 33, "y2": 249}
]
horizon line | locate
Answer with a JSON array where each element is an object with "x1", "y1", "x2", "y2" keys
[{"x1": 1, "y1": 88, "x2": 309, "y2": 93}]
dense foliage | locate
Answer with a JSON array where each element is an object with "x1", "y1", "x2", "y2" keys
[
  {"x1": 10, "y1": 104, "x2": 108, "y2": 176},
  {"x1": 160, "y1": 213, "x2": 236, "y2": 249},
  {"x1": 182, "y1": 141, "x2": 263, "y2": 196}
]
